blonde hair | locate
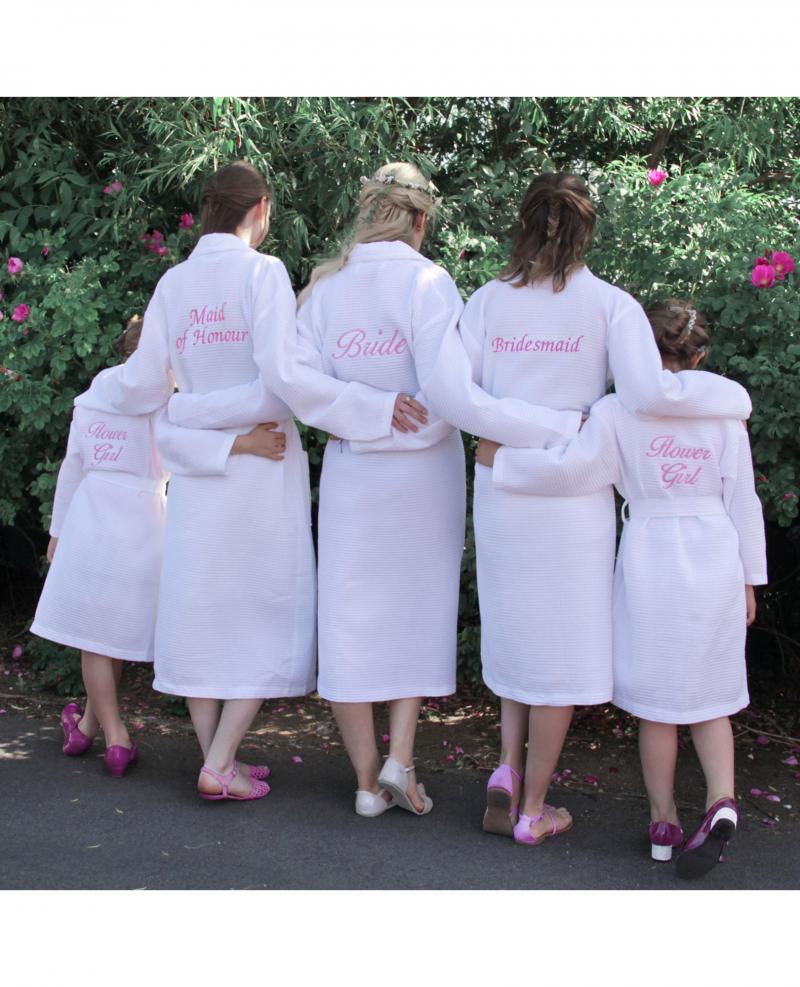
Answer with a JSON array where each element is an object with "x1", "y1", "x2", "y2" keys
[{"x1": 297, "y1": 162, "x2": 437, "y2": 308}]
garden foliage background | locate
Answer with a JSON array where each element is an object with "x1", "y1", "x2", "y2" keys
[{"x1": 0, "y1": 97, "x2": 798, "y2": 695}]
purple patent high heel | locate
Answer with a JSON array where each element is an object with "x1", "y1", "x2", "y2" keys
[
  {"x1": 104, "y1": 742, "x2": 139, "y2": 778},
  {"x1": 60, "y1": 702, "x2": 94, "y2": 756},
  {"x1": 483, "y1": 764, "x2": 523, "y2": 837},
  {"x1": 676, "y1": 797, "x2": 738, "y2": 879},
  {"x1": 649, "y1": 820, "x2": 685, "y2": 861}
]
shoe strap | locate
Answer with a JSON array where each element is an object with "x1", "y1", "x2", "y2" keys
[{"x1": 200, "y1": 763, "x2": 237, "y2": 795}]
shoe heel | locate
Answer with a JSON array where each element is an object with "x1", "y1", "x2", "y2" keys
[
  {"x1": 651, "y1": 843, "x2": 673, "y2": 862},
  {"x1": 483, "y1": 804, "x2": 515, "y2": 837}
]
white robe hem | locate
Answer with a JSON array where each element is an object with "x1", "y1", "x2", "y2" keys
[
  {"x1": 612, "y1": 694, "x2": 749, "y2": 725},
  {"x1": 152, "y1": 676, "x2": 315, "y2": 700},
  {"x1": 30, "y1": 622, "x2": 154, "y2": 663},
  {"x1": 483, "y1": 669, "x2": 611, "y2": 707},
  {"x1": 318, "y1": 682, "x2": 456, "y2": 703}
]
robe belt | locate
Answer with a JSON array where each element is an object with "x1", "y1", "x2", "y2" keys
[
  {"x1": 84, "y1": 471, "x2": 166, "y2": 494},
  {"x1": 621, "y1": 495, "x2": 726, "y2": 522}
]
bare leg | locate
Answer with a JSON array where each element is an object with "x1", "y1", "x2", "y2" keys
[
  {"x1": 500, "y1": 697, "x2": 528, "y2": 774},
  {"x1": 689, "y1": 717, "x2": 735, "y2": 810},
  {"x1": 198, "y1": 698, "x2": 264, "y2": 798},
  {"x1": 638, "y1": 719, "x2": 680, "y2": 823},
  {"x1": 388, "y1": 696, "x2": 426, "y2": 812},
  {"x1": 519, "y1": 705, "x2": 574, "y2": 839},
  {"x1": 187, "y1": 697, "x2": 222, "y2": 759},
  {"x1": 80, "y1": 651, "x2": 130, "y2": 749},
  {"x1": 331, "y1": 701, "x2": 384, "y2": 796}
]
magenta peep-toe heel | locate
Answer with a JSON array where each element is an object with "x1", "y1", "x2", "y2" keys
[{"x1": 60, "y1": 702, "x2": 94, "y2": 756}]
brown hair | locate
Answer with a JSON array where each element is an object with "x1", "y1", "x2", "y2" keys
[
  {"x1": 646, "y1": 299, "x2": 710, "y2": 369},
  {"x1": 200, "y1": 161, "x2": 271, "y2": 235},
  {"x1": 499, "y1": 173, "x2": 596, "y2": 292},
  {"x1": 117, "y1": 315, "x2": 143, "y2": 360}
]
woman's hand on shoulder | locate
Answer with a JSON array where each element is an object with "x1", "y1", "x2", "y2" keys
[
  {"x1": 232, "y1": 423, "x2": 286, "y2": 461},
  {"x1": 476, "y1": 438, "x2": 501, "y2": 468}
]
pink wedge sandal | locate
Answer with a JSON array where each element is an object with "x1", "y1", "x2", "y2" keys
[
  {"x1": 513, "y1": 805, "x2": 573, "y2": 846},
  {"x1": 483, "y1": 764, "x2": 523, "y2": 837},
  {"x1": 198, "y1": 763, "x2": 270, "y2": 801}
]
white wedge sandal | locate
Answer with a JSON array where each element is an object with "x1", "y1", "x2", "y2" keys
[
  {"x1": 355, "y1": 789, "x2": 395, "y2": 817},
  {"x1": 378, "y1": 756, "x2": 433, "y2": 816}
]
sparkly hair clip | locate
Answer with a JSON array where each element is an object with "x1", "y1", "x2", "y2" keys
[
  {"x1": 685, "y1": 308, "x2": 697, "y2": 335},
  {"x1": 359, "y1": 174, "x2": 437, "y2": 199}
]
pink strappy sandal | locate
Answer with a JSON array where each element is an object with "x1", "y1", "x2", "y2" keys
[
  {"x1": 60, "y1": 702, "x2": 94, "y2": 756},
  {"x1": 513, "y1": 805, "x2": 573, "y2": 846},
  {"x1": 483, "y1": 763, "x2": 523, "y2": 837},
  {"x1": 236, "y1": 760, "x2": 270, "y2": 781},
  {"x1": 198, "y1": 763, "x2": 270, "y2": 801}
]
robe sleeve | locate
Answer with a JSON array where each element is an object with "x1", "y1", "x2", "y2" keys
[
  {"x1": 492, "y1": 399, "x2": 621, "y2": 496},
  {"x1": 167, "y1": 378, "x2": 293, "y2": 430},
  {"x1": 154, "y1": 409, "x2": 237, "y2": 476},
  {"x1": 348, "y1": 388, "x2": 455, "y2": 454},
  {"x1": 49, "y1": 418, "x2": 86, "y2": 537},
  {"x1": 608, "y1": 291, "x2": 752, "y2": 419},
  {"x1": 721, "y1": 422, "x2": 768, "y2": 585},
  {"x1": 73, "y1": 287, "x2": 174, "y2": 415},
  {"x1": 251, "y1": 260, "x2": 398, "y2": 441},
  {"x1": 413, "y1": 268, "x2": 582, "y2": 447}
]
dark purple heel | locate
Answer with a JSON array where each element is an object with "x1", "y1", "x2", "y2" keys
[
  {"x1": 676, "y1": 797, "x2": 738, "y2": 879},
  {"x1": 60, "y1": 702, "x2": 94, "y2": 756},
  {"x1": 649, "y1": 820, "x2": 684, "y2": 861},
  {"x1": 104, "y1": 743, "x2": 139, "y2": 778}
]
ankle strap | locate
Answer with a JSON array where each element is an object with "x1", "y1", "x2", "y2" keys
[{"x1": 200, "y1": 763, "x2": 237, "y2": 787}]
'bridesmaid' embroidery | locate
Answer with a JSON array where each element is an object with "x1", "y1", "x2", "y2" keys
[{"x1": 491, "y1": 334, "x2": 584, "y2": 354}]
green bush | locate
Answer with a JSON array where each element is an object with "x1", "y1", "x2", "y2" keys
[{"x1": 1, "y1": 98, "x2": 798, "y2": 693}]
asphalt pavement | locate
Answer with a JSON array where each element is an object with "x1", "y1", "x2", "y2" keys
[{"x1": 1, "y1": 709, "x2": 797, "y2": 890}]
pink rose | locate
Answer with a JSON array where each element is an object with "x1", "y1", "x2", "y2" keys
[
  {"x1": 783, "y1": 492, "x2": 797, "y2": 501},
  {"x1": 11, "y1": 645, "x2": 23, "y2": 660},
  {"x1": 11, "y1": 304, "x2": 30, "y2": 322},
  {"x1": 179, "y1": 213, "x2": 194, "y2": 230},
  {"x1": 103, "y1": 180, "x2": 123, "y2": 195},
  {"x1": 150, "y1": 229, "x2": 164, "y2": 244},
  {"x1": 7, "y1": 257, "x2": 23, "y2": 275},
  {"x1": 751, "y1": 263, "x2": 776, "y2": 288},
  {"x1": 771, "y1": 251, "x2": 795, "y2": 280},
  {"x1": 154, "y1": 246, "x2": 169, "y2": 257},
  {"x1": 647, "y1": 169, "x2": 667, "y2": 187},
  {"x1": 755, "y1": 256, "x2": 770, "y2": 266},
  {"x1": 42, "y1": 246, "x2": 49, "y2": 257},
  {"x1": 0, "y1": 311, "x2": 4, "y2": 322}
]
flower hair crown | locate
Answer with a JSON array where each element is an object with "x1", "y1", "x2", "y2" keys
[{"x1": 360, "y1": 173, "x2": 437, "y2": 201}]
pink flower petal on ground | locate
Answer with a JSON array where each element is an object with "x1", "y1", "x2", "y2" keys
[
  {"x1": 755, "y1": 735, "x2": 770, "y2": 746},
  {"x1": 442, "y1": 740, "x2": 449, "y2": 747},
  {"x1": 562, "y1": 768, "x2": 572, "y2": 776},
  {"x1": 793, "y1": 772, "x2": 800, "y2": 781},
  {"x1": 765, "y1": 794, "x2": 781, "y2": 802},
  {"x1": 0, "y1": 709, "x2": 5, "y2": 715},
  {"x1": 11, "y1": 645, "x2": 23, "y2": 660},
  {"x1": 291, "y1": 755, "x2": 302, "y2": 764},
  {"x1": 381, "y1": 733, "x2": 389, "y2": 743},
  {"x1": 761, "y1": 818, "x2": 778, "y2": 827},
  {"x1": 446, "y1": 754, "x2": 455, "y2": 762},
  {"x1": 584, "y1": 775, "x2": 599, "y2": 785},
  {"x1": 272, "y1": 706, "x2": 285, "y2": 713},
  {"x1": 750, "y1": 788, "x2": 763, "y2": 796},
  {"x1": 782, "y1": 756, "x2": 799, "y2": 766},
  {"x1": 455, "y1": 745, "x2": 464, "y2": 755}
]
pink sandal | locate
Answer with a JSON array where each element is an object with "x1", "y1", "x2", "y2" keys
[
  {"x1": 513, "y1": 805, "x2": 573, "y2": 846},
  {"x1": 236, "y1": 760, "x2": 270, "y2": 781},
  {"x1": 198, "y1": 763, "x2": 270, "y2": 801},
  {"x1": 60, "y1": 702, "x2": 94, "y2": 756},
  {"x1": 483, "y1": 764, "x2": 523, "y2": 837}
]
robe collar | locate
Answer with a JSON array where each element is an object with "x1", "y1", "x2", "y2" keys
[
  {"x1": 348, "y1": 240, "x2": 426, "y2": 264},
  {"x1": 190, "y1": 233, "x2": 256, "y2": 258}
]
